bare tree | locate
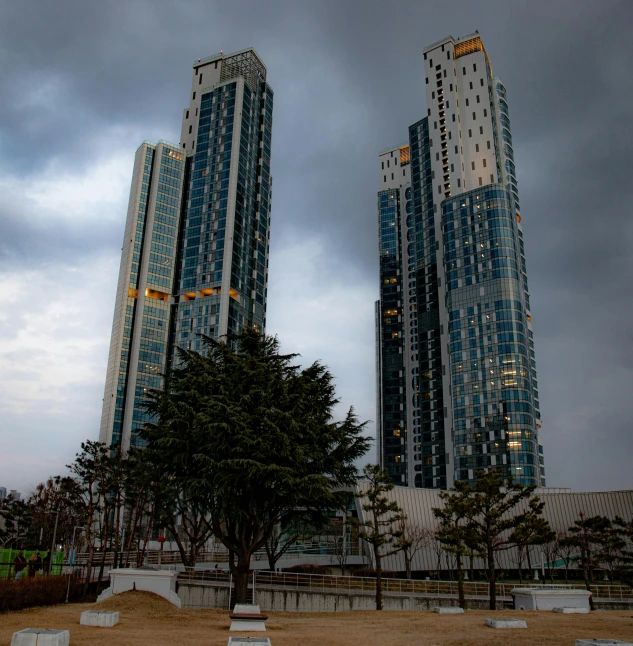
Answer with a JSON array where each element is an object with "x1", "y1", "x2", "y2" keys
[{"x1": 395, "y1": 520, "x2": 432, "y2": 579}]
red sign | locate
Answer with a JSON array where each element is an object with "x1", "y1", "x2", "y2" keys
[{"x1": 157, "y1": 536, "x2": 165, "y2": 543}]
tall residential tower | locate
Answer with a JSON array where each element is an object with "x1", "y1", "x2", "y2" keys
[
  {"x1": 376, "y1": 33, "x2": 545, "y2": 488},
  {"x1": 100, "y1": 49, "x2": 273, "y2": 451}
]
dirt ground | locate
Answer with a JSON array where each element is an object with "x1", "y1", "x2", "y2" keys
[{"x1": 1, "y1": 591, "x2": 632, "y2": 646}]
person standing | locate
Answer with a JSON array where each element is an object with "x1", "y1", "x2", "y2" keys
[
  {"x1": 42, "y1": 551, "x2": 51, "y2": 575},
  {"x1": 13, "y1": 551, "x2": 27, "y2": 581},
  {"x1": 28, "y1": 552, "x2": 42, "y2": 578}
]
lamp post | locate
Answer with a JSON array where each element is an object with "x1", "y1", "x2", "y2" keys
[{"x1": 66, "y1": 526, "x2": 85, "y2": 604}]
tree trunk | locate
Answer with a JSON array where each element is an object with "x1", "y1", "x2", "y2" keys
[
  {"x1": 526, "y1": 546, "x2": 533, "y2": 579},
  {"x1": 456, "y1": 552, "x2": 465, "y2": 609},
  {"x1": 581, "y1": 548, "x2": 595, "y2": 610},
  {"x1": 82, "y1": 544, "x2": 95, "y2": 600},
  {"x1": 375, "y1": 550, "x2": 383, "y2": 610},
  {"x1": 405, "y1": 550, "x2": 411, "y2": 580},
  {"x1": 469, "y1": 553, "x2": 474, "y2": 582},
  {"x1": 488, "y1": 544, "x2": 496, "y2": 610},
  {"x1": 232, "y1": 552, "x2": 251, "y2": 606}
]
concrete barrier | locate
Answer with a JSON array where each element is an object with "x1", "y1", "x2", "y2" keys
[
  {"x1": 576, "y1": 641, "x2": 633, "y2": 646},
  {"x1": 433, "y1": 607, "x2": 464, "y2": 614},
  {"x1": 11, "y1": 629, "x2": 70, "y2": 646},
  {"x1": 80, "y1": 610, "x2": 120, "y2": 626},
  {"x1": 97, "y1": 568, "x2": 181, "y2": 607},
  {"x1": 486, "y1": 618, "x2": 527, "y2": 629},
  {"x1": 553, "y1": 607, "x2": 589, "y2": 614}
]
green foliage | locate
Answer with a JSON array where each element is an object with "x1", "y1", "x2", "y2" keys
[
  {"x1": 142, "y1": 329, "x2": 370, "y2": 603},
  {"x1": 434, "y1": 483, "x2": 474, "y2": 608},
  {"x1": 357, "y1": 464, "x2": 406, "y2": 609},
  {"x1": 432, "y1": 469, "x2": 552, "y2": 609}
]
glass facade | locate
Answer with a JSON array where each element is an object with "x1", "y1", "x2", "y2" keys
[
  {"x1": 376, "y1": 33, "x2": 545, "y2": 488},
  {"x1": 377, "y1": 187, "x2": 407, "y2": 481},
  {"x1": 443, "y1": 185, "x2": 539, "y2": 485},
  {"x1": 101, "y1": 49, "x2": 273, "y2": 452}
]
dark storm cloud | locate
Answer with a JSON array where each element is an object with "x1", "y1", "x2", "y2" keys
[{"x1": 1, "y1": 0, "x2": 632, "y2": 491}]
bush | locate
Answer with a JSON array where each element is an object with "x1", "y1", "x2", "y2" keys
[
  {"x1": 353, "y1": 568, "x2": 400, "y2": 579},
  {"x1": 0, "y1": 576, "x2": 83, "y2": 613},
  {"x1": 283, "y1": 564, "x2": 333, "y2": 575}
]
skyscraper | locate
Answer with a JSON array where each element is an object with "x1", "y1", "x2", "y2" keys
[
  {"x1": 100, "y1": 49, "x2": 273, "y2": 451},
  {"x1": 376, "y1": 32, "x2": 545, "y2": 489}
]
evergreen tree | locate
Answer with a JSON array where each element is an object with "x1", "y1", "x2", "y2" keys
[
  {"x1": 357, "y1": 464, "x2": 406, "y2": 610},
  {"x1": 142, "y1": 330, "x2": 370, "y2": 604}
]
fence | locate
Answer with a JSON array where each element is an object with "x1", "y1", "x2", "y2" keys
[{"x1": 178, "y1": 569, "x2": 633, "y2": 601}]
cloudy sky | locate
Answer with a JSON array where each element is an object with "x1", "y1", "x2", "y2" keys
[{"x1": 1, "y1": 0, "x2": 632, "y2": 494}]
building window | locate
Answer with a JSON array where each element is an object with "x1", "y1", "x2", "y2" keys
[
  {"x1": 462, "y1": 66, "x2": 466, "y2": 74},
  {"x1": 189, "y1": 125, "x2": 192, "y2": 134},
  {"x1": 471, "y1": 161, "x2": 475, "y2": 170},
  {"x1": 473, "y1": 64, "x2": 477, "y2": 72},
  {"x1": 454, "y1": 145, "x2": 458, "y2": 153},
  {"x1": 382, "y1": 161, "x2": 384, "y2": 169},
  {"x1": 476, "y1": 95, "x2": 480, "y2": 103},
  {"x1": 426, "y1": 77, "x2": 429, "y2": 84},
  {"x1": 483, "y1": 159, "x2": 487, "y2": 168},
  {"x1": 473, "y1": 112, "x2": 476, "y2": 120},
  {"x1": 476, "y1": 143, "x2": 479, "y2": 152},
  {"x1": 468, "y1": 129, "x2": 472, "y2": 137},
  {"x1": 383, "y1": 175, "x2": 386, "y2": 182},
  {"x1": 457, "y1": 178, "x2": 461, "y2": 187},
  {"x1": 403, "y1": 169, "x2": 405, "y2": 176},
  {"x1": 480, "y1": 126, "x2": 483, "y2": 134},
  {"x1": 434, "y1": 121, "x2": 437, "y2": 129},
  {"x1": 490, "y1": 174, "x2": 494, "y2": 182},
  {"x1": 481, "y1": 78, "x2": 484, "y2": 86},
  {"x1": 452, "y1": 114, "x2": 455, "y2": 122},
  {"x1": 193, "y1": 92, "x2": 196, "y2": 100},
  {"x1": 479, "y1": 177, "x2": 483, "y2": 186},
  {"x1": 484, "y1": 109, "x2": 488, "y2": 117},
  {"x1": 450, "y1": 83, "x2": 453, "y2": 91},
  {"x1": 392, "y1": 173, "x2": 394, "y2": 180},
  {"x1": 199, "y1": 74, "x2": 203, "y2": 85},
  {"x1": 466, "y1": 98, "x2": 469, "y2": 106},
  {"x1": 447, "y1": 51, "x2": 450, "y2": 60},
  {"x1": 451, "y1": 163, "x2": 454, "y2": 172},
  {"x1": 186, "y1": 110, "x2": 189, "y2": 119},
  {"x1": 487, "y1": 140, "x2": 491, "y2": 149}
]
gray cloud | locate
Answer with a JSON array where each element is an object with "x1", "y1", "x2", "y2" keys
[{"x1": 0, "y1": 0, "x2": 632, "y2": 492}]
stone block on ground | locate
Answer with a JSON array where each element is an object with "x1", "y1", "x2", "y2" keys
[
  {"x1": 227, "y1": 639, "x2": 272, "y2": 646},
  {"x1": 553, "y1": 607, "x2": 589, "y2": 614},
  {"x1": 576, "y1": 641, "x2": 633, "y2": 646},
  {"x1": 230, "y1": 603, "x2": 268, "y2": 632},
  {"x1": 433, "y1": 606, "x2": 464, "y2": 614},
  {"x1": 11, "y1": 629, "x2": 70, "y2": 646},
  {"x1": 486, "y1": 617, "x2": 527, "y2": 629},
  {"x1": 80, "y1": 610, "x2": 120, "y2": 626}
]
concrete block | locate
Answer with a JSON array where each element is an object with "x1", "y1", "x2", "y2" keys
[
  {"x1": 433, "y1": 606, "x2": 465, "y2": 614},
  {"x1": 227, "y1": 639, "x2": 272, "y2": 646},
  {"x1": 233, "y1": 604, "x2": 262, "y2": 615},
  {"x1": 486, "y1": 618, "x2": 527, "y2": 629},
  {"x1": 576, "y1": 641, "x2": 633, "y2": 646},
  {"x1": 80, "y1": 610, "x2": 120, "y2": 626},
  {"x1": 230, "y1": 603, "x2": 267, "y2": 631},
  {"x1": 512, "y1": 587, "x2": 591, "y2": 611},
  {"x1": 553, "y1": 607, "x2": 589, "y2": 614},
  {"x1": 11, "y1": 629, "x2": 70, "y2": 646}
]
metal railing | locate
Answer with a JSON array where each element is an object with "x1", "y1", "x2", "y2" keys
[{"x1": 177, "y1": 569, "x2": 633, "y2": 601}]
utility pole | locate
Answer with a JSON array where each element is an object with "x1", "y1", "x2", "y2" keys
[{"x1": 49, "y1": 511, "x2": 59, "y2": 576}]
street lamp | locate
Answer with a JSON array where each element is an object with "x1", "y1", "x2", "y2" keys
[{"x1": 66, "y1": 526, "x2": 85, "y2": 604}]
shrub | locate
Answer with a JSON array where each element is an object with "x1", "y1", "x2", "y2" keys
[
  {"x1": 282, "y1": 564, "x2": 333, "y2": 575},
  {"x1": 0, "y1": 576, "x2": 83, "y2": 612}
]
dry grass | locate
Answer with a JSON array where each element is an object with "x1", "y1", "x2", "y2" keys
[{"x1": 0, "y1": 591, "x2": 632, "y2": 645}]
